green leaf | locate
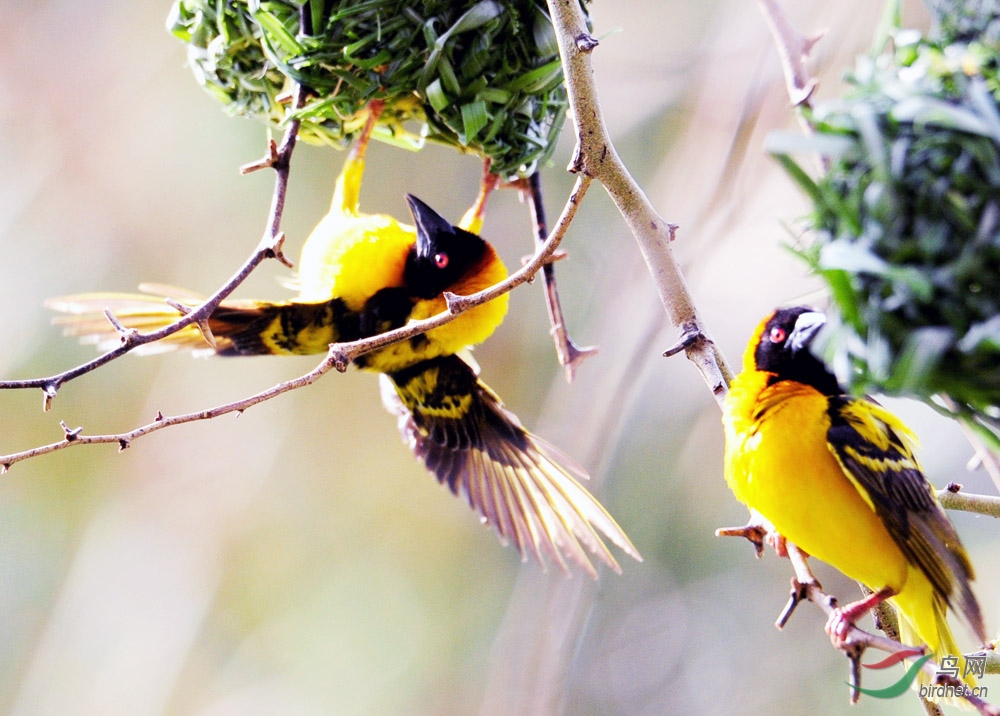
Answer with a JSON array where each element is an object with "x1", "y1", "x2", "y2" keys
[
  {"x1": 958, "y1": 315, "x2": 1000, "y2": 352},
  {"x1": 819, "y1": 240, "x2": 890, "y2": 275},
  {"x1": 253, "y1": 9, "x2": 303, "y2": 55},
  {"x1": 892, "y1": 96, "x2": 993, "y2": 136},
  {"x1": 425, "y1": 78, "x2": 450, "y2": 113},
  {"x1": 461, "y1": 99, "x2": 489, "y2": 142},
  {"x1": 888, "y1": 327, "x2": 953, "y2": 392},
  {"x1": 770, "y1": 153, "x2": 823, "y2": 205}
]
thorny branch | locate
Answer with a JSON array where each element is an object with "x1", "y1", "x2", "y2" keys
[
  {"x1": 757, "y1": 0, "x2": 823, "y2": 107},
  {"x1": 757, "y1": 0, "x2": 829, "y2": 173},
  {"x1": 937, "y1": 483, "x2": 1000, "y2": 518},
  {"x1": 0, "y1": 175, "x2": 593, "y2": 471},
  {"x1": 0, "y1": 84, "x2": 308, "y2": 411},
  {"x1": 546, "y1": 0, "x2": 734, "y2": 406},
  {"x1": 780, "y1": 546, "x2": 999, "y2": 715},
  {"x1": 521, "y1": 172, "x2": 598, "y2": 382},
  {"x1": 717, "y1": 524, "x2": 998, "y2": 714}
]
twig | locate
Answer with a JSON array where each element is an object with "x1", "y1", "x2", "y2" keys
[
  {"x1": 956, "y1": 410, "x2": 1000, "y2": 494},
  {"x1": 0, "y1": 175, "x2": 592, "y2": 471},
  {"x1": 757, "y1": 0, "x2": 823, "y2": 107},
  {"x1": 521, "y1": 172, "x2": 598, "y2": 382},
  {"x1": 0, "y1": 83, "x2": 308, "y2": 410},
  {"x1": 757, "y1": 0, "x2": 829, "y2": 174},
  {"x1": 717, "y1": 529, "x2": 999, "y2": 714},
  {"x1": 937, "y1": 484, "x2": 1000, "y2": 518},
  {"x1": 0, "y1": 351, "x2": 341, "y2": 473},
  {"x1": 546, "y1": 0, "x2": 733, "y2": 406}
]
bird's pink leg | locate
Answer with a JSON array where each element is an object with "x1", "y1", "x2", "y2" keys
[{"x1": 826, "y1": 587, "x2": 895, "y2": 645}]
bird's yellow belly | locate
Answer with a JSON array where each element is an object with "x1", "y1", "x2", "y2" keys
[{"x1": 727, "y1": 392, "x2": 909, "y2": 592}]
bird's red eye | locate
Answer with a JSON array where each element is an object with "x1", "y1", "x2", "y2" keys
[
  {"x1": 769, "y1": 326, "x2": 787, "y2": 344},
  {"x1": 434, "y1": 252, "x2": 449, "y2": 269}
]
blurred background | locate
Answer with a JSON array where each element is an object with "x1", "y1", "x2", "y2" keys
[{"x1": 0, "y1": 1, "x2": 997, "y2": 714}]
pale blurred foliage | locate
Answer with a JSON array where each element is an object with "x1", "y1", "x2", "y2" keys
[{"x1": 0, "y1": 2, "x2": 996, "y2": 715}]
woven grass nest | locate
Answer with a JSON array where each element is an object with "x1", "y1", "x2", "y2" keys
[
  {"x1": 772, "y1": 8, "x2": 1000, "y2": 445},
  {"x1": 168, "y1": 0, "x2": 582, "y2": 179}
]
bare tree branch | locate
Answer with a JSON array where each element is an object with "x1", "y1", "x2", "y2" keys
[
  {"x1": 757, "y1": 0, "x2": 824, "y2": 107},
  {"x1": 715, "y1": 528, "x2": 998, "y2": 713},
  {"x1": 521, "y1": 172, "x2": 598, "y2": 382},
  {"x1": 937, "y1": 484, "x2": 1000, "y2": 518},
  {"x1": 0, "y1": 84, "x2": 307, "y2": 411},
  {"x1": 0, "y1": 174, "x2": 592, "y2": 471},
  {"x1": 546, "y1": 0, "x2": 734, "y2": 405}
]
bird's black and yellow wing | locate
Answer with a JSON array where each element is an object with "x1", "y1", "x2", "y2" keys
[
  {"x1": 826, "y1": 394, "x2": 985, "y2": 641},
  {"x1": 46, "y1": 284, "x2": 360, "y2": 357},
  {"x1": 381, "y1": 354, "x2": 641, "y2": 577}
]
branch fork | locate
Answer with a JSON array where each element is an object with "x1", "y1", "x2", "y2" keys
[{"x1": 719, "y1": 524, "x2": 999, "y2": 713}]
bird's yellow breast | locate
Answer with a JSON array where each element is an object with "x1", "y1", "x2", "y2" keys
[
  {"x1": 296, "y1": 210, "x2": 414, "y2": 308},
  {"x1": 296, "y1": 206, "x2": 509, "y2": 374},
  {"x1": 723, "y1": 372, "x2": 909, "y2": 592}
]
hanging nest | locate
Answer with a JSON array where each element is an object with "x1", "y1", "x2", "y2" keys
[
  {"x1": 771, "y1": 10, "x2": 1000, "y2": 446},
  {"x1": 167, "y1": 0, "x2": 581, "y2": 179}
]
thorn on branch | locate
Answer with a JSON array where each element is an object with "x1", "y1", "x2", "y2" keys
[
  {"x1": 42, "y1": 383, "x2": 58, "y2": 412},
  {"x1": 195, "y1": 319, "x2": 218, "y2": 348},
  {"x1": 568, "y1": 144, "x2": 584, "y2": 175},
  {"x1": 443, "y1": 291, "x2": 465, "y2": 314},
  {"x1": 1, "y1": 463, "x2": 9, "y2": 474},
  {"x1": 240, "y1": 139, "x2": 280, "y2": 175},
  {"x1": 154, "y1": 411, "x2": 164, "y2": 421},
  {"x1": 163, "y1": 298, "x2": 192, "y2": 315},
  {"x1": 777, "y1": 577, "x2": 823, "y2": 629},
  {"x1": 715, "y1": 523, "x2": 766, "y2": 558},
  {"x1": 757, "y1": 0, "x2": 824, "y2": 107},
  {"x1": 557, "y1": 338, "x2": 599, "y2": 382},
  {"x1": 59, "y1": 421, "x2": 83, "y2": 441},
  {"x1": 103, "y1": 309, "x2": 139, "y2": 344},
  {"x1": 663, "y1": 322, "x2": 703, "y2": 357},
  {"x1": 521, "y1": 249, "x2": 569, "y2": 266},
  {"x1": 574, "y1": 32, "x2": 599, "y2": 53},
  {"x1": 160, "y1": 297, "x2": 219, "y2": 346},
  {"x1": 330, "y1": 349, "x2": 351, "y2": 373},
  {"x1": 265, "y1": 232, "x2": 294, "y2": 269},
  {"x1": 118, "y1": 439, "x2": 130, "y2": 452},
  {"x1": 845, "y1": 642, "x2": 865, "y2": 704}
]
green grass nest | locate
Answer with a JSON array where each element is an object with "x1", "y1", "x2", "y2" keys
[
  {"x1": 167, "y1": 0, "x2": 578, "y2": 179},
  {"x1": 771, "y1": 23, "x2": 1000, "y2": 443}
]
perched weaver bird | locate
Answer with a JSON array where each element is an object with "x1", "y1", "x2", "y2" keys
[
  {"x1": 46, "y1": 123, "x2": 639, "y2": 578},
  {"x1": 723, "y1": 306, "x2": 986, "y2": 696}
]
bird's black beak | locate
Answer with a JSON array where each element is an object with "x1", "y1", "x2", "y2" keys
[
  {"x1": 788, "y1": 311, "x2": 826, "y2": 355},
  {"x1": 406, "y1": 194, "x2": 453, "y2": 258}
]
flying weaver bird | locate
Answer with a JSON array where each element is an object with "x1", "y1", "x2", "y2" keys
[
  {"x1": 47, "y1": 123, "x2": 640, "y2": 578},
  {"x1": 723, "y1": 307, "x2": 986, "y2": 698}
]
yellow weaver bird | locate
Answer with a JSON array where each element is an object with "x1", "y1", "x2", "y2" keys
[
  {"x1": 46, "y1": 125, "x2": 640, "y2": 578},
  {"x1": 723, "y1": 307, "x2": 985, "y2": 695}
]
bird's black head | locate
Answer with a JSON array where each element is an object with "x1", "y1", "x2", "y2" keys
[
  {"x1": 753, "y1": 306, "x2": 842, "y2": 395},
  {"x1": 404, "y1": 194, "x2": 489, "y2": 299}
]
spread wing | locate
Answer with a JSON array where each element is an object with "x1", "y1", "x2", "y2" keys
[
  {"x1": 826, "y1": 395, "x2": 984, "y2": 641},
  {"x1": 47, "y1": 284, "x2": 359, "y2": 357},
  {"x1": 381, "y1": 355, "x2": 641, "y2": 577}
]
